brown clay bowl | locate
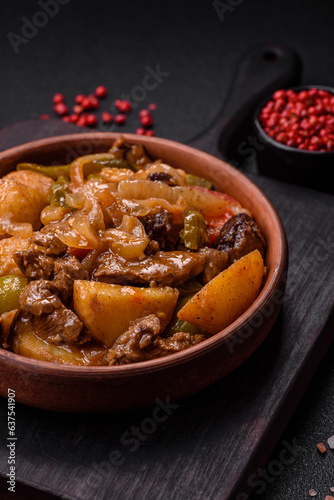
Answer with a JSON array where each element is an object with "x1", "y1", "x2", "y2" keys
[{"x1": 0, "y1": 133, "x2": 288, "y2": 413}]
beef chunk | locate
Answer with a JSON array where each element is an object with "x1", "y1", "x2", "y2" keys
[
  {"x1": 13, "y1": 250, "x2": 55, "y2": 280},
  {"x1": 14, "y1": 250, "x2": 89, "y2": 304},
  {"x1": 32, "y1": 304, "x2": 83, "y2": 344},
  {"x1": 108, "y1": 314, "x2": 204, "y2": 365},
  {"x1": 19, "y1": 279, "x2": 84, "y2": 344},
  {"x1": 0, "y1": 310, "x2": 18, "y2": 348},
  {"x1": 213, "y1": 213, "x2": 266, "y2": 266},
  {"x1": 93, "y1": 250, "x2": 207, "y2": 287},
  {"x1": 20, "y1": 280, "x2": 62, "y2": 316},
  {"x1": 33, "y1": 226, "x2": 68, "y2": 255},
  {"x1": 53, "y1": 254, "x2": 89, "y2": 302},
  {"x1": 198, "y1": 247, "x2": 228, "y2": 283},
  {"x1": 138, "y1": 209, "x2": 180, "y2": 251},
  {"x1": 147, "y1": 172, "x2": 175, "y2": 186}
]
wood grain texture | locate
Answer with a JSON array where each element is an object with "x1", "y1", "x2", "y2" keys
[{"x1": 0, "y1": 121, "x2": 334, "y2": 500}]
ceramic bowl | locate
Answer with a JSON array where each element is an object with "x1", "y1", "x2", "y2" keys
[
  {"x1": 253, "y1": 85, "x2": 334, "y2": 193},
  {"x1": 0, "y1": 133, "x2": 288, "y2": 413}
]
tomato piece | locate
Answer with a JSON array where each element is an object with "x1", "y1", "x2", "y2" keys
[{"x1": 67, "y1": 248, "x2": 90, "y2": 259}]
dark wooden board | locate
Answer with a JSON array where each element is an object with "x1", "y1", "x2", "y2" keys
[{"x1": 0, "y1": 121, "x2": 334, "y2": 500}]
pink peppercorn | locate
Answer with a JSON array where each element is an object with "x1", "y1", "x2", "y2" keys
[
  {"x1": 101, "y1": 112, "x2": 113, "y2": 123},
  {"x1": 73, "y1": 104, "x2": 84, "y2": 115},
  {"x1": 259, "y1": 88, "x2": 334, "y2": 152},
  {"x1": 148, "y1": 103, "x2": 158, "y2": 110},
  {"x1": 145, "y1": 130, "x2": 155, "y2": 136},
  {"x1": 95, "y1": 85, "x2": 108, "y2": 98},
  {"x1": 52, "y1": 93, "x2": 65, "y2": 104},
  {"x1": 75, "y1": 94, "x2": 85, "y2": 104},
  {"x1": 140, "y1": 114, "x2": 153, "y2": 127},
  {"x1": 114, "y1": 113, "x2": 127, "y2": 125},
  {"x1": 115, "y1": 99, "x2": 131, "y2": 113},
  {"x1": 136, "y1": 127, "x2": 146, "y2": 135},
  {"x1": 54, "y1": 103, "x2": 69, "y2": 116},
  {"x1": 39, "y1": 114, "x2": 51, "y2": 120},
  {"x1": 85, "y1": 114, "x2": 98, "y2": 127}
]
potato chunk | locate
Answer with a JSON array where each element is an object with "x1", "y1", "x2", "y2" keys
[
  {"x1": 4, "y1": 170, "x2": 54, "y2": 201},
  {"x1": 0, "y1": 237, "x2": 39, "y2": 277},
  {"x1": 0, "y1": 171, "x2": 53, "y2": 231},
  {"x1": 177, "y1": 250, "x2": 264, "y2": 334},
  {"x1": 12, "y1": 317, "x2": 108, "y2": 366},
  {"x1": 73, "y1": 281, "x2": 179, "y2": 347}
]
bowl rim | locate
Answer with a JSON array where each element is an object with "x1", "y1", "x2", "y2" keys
[
  {"x1": 0, "y1": 132, "x2": 288, "y2": 377},
  {"x1": 253, "y1": 84, "x2": 334, "y2": 156}
]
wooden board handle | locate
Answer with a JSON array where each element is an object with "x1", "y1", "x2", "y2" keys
[{"x1": 188, "y1": 42, "x2": 302, "y2": 161}]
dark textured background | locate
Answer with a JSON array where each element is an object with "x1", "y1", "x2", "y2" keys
[{"x1": 1, "y1": 0, "x2": 334, "y2": 499}]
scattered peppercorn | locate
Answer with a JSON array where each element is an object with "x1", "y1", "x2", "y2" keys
[
  {"x1": 73, "y1": 104, "x2": 84, "y2": 115},
  {"x1": 95, "y1": 85, "x2": 108, "y2": 98},
  {"x1": 101, "y1": 111, "x2": 113, "y2": 123},
  {"x1": 114, "y1": 113, "x2": 127, "y2": 125},
  {"x1": 259, "y1": 88, "x2": 334, "y2": 152},
  {"x1": 44, "y1": 87, "x2": 158, "y2": 132},
  {"x1": 75, "y1": 94, "x2": 85, "y2": 104},
  {"x1": 85, "y1": 114, "x2": 98, "y2": 127},
  {"x1": 52, "y1": 93, "x2": 65, "y2": 104},
  {"x1": 115, "y1": 99, "x2": 132, "y2": 113},
  {"x1": 140, "y1": 114, "x2": 153, "y2": 127},
  {"x1": 53, "y1": 103, "x2": 69, "y2": 116}
]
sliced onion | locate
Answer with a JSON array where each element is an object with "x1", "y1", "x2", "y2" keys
[
  {"x1": 136, "y1": 161, "x2": 187, "y2": 186},
  {"x1": 174, "y1": 186, "x2": 227, "y2": 216},
  {"x1": 104, "y1": 228, "x2": 149, "y2": 260},
  {"x1": 100, "y1": 167, "x2": 135, "y2": 183},
  {"x1": 116, "y1": 179, "x2": 179, "y2": 203},
  {"x1": 70, "y1": 153, "x2": 116, "y2": 191},
  {"x1": 40, "y1": 206, "x2": 69, "y2": 226}
]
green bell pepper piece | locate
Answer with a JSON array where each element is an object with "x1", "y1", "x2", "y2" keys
[
  {"x1": 0, "y1": 276, "x2": 28, "y2": 315},
  {"x1": 49, "y1": 176, "x2": 71, "y2": 208},
  {"x1": 180, "y1": 209, "x2": 209, "y2": 250},
  {"x1": 17, "y1": 163, "x2": 71, "y2": 180},
  {"x1": 185, "y1": 173, "x2": 212, "y2": 189}
]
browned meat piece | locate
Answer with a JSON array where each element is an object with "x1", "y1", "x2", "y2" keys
[
  {"x1": 147, "y1": 172, "x2": 176, "y2": 186},
  {"x1": 32, "y1": 304, "x2": 84, "y2": 344},
  {"x1": 94, "y1": 250, "x2": 207, "y2": 287},
  {"x1": 14, "y1": 250, "x2": 89, "y2": 304},
  {"x1": 126, "y1": 144, "x2": 152, "y2": 169},
  {"x1": 138, "y1": 208, "x2": 181, "y2": 251},
  {"x1": 213, "y1": 213, "x2": 266, "y2": 266},
  {"x1": 0, "y1": 310, "x2": 18, "y2": 348},
  {"x1": 13, "y1": 250, "x2": 55, "y2": 280},
  {"x1": 198, "y1": 247, "x2": 228, "y2": 283},
  {"x1": 33, "y1": 225, "x2": 68, "y2": 255},
  {"x1": 53, "y1": 254, "x2": 89, "y2": 302},
  {"x1": 20, "y1": 280, "x2": 62, "y2": 316},
  {"x1": 108, "y1": 314, "x2": 204, "y2": 365}
]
